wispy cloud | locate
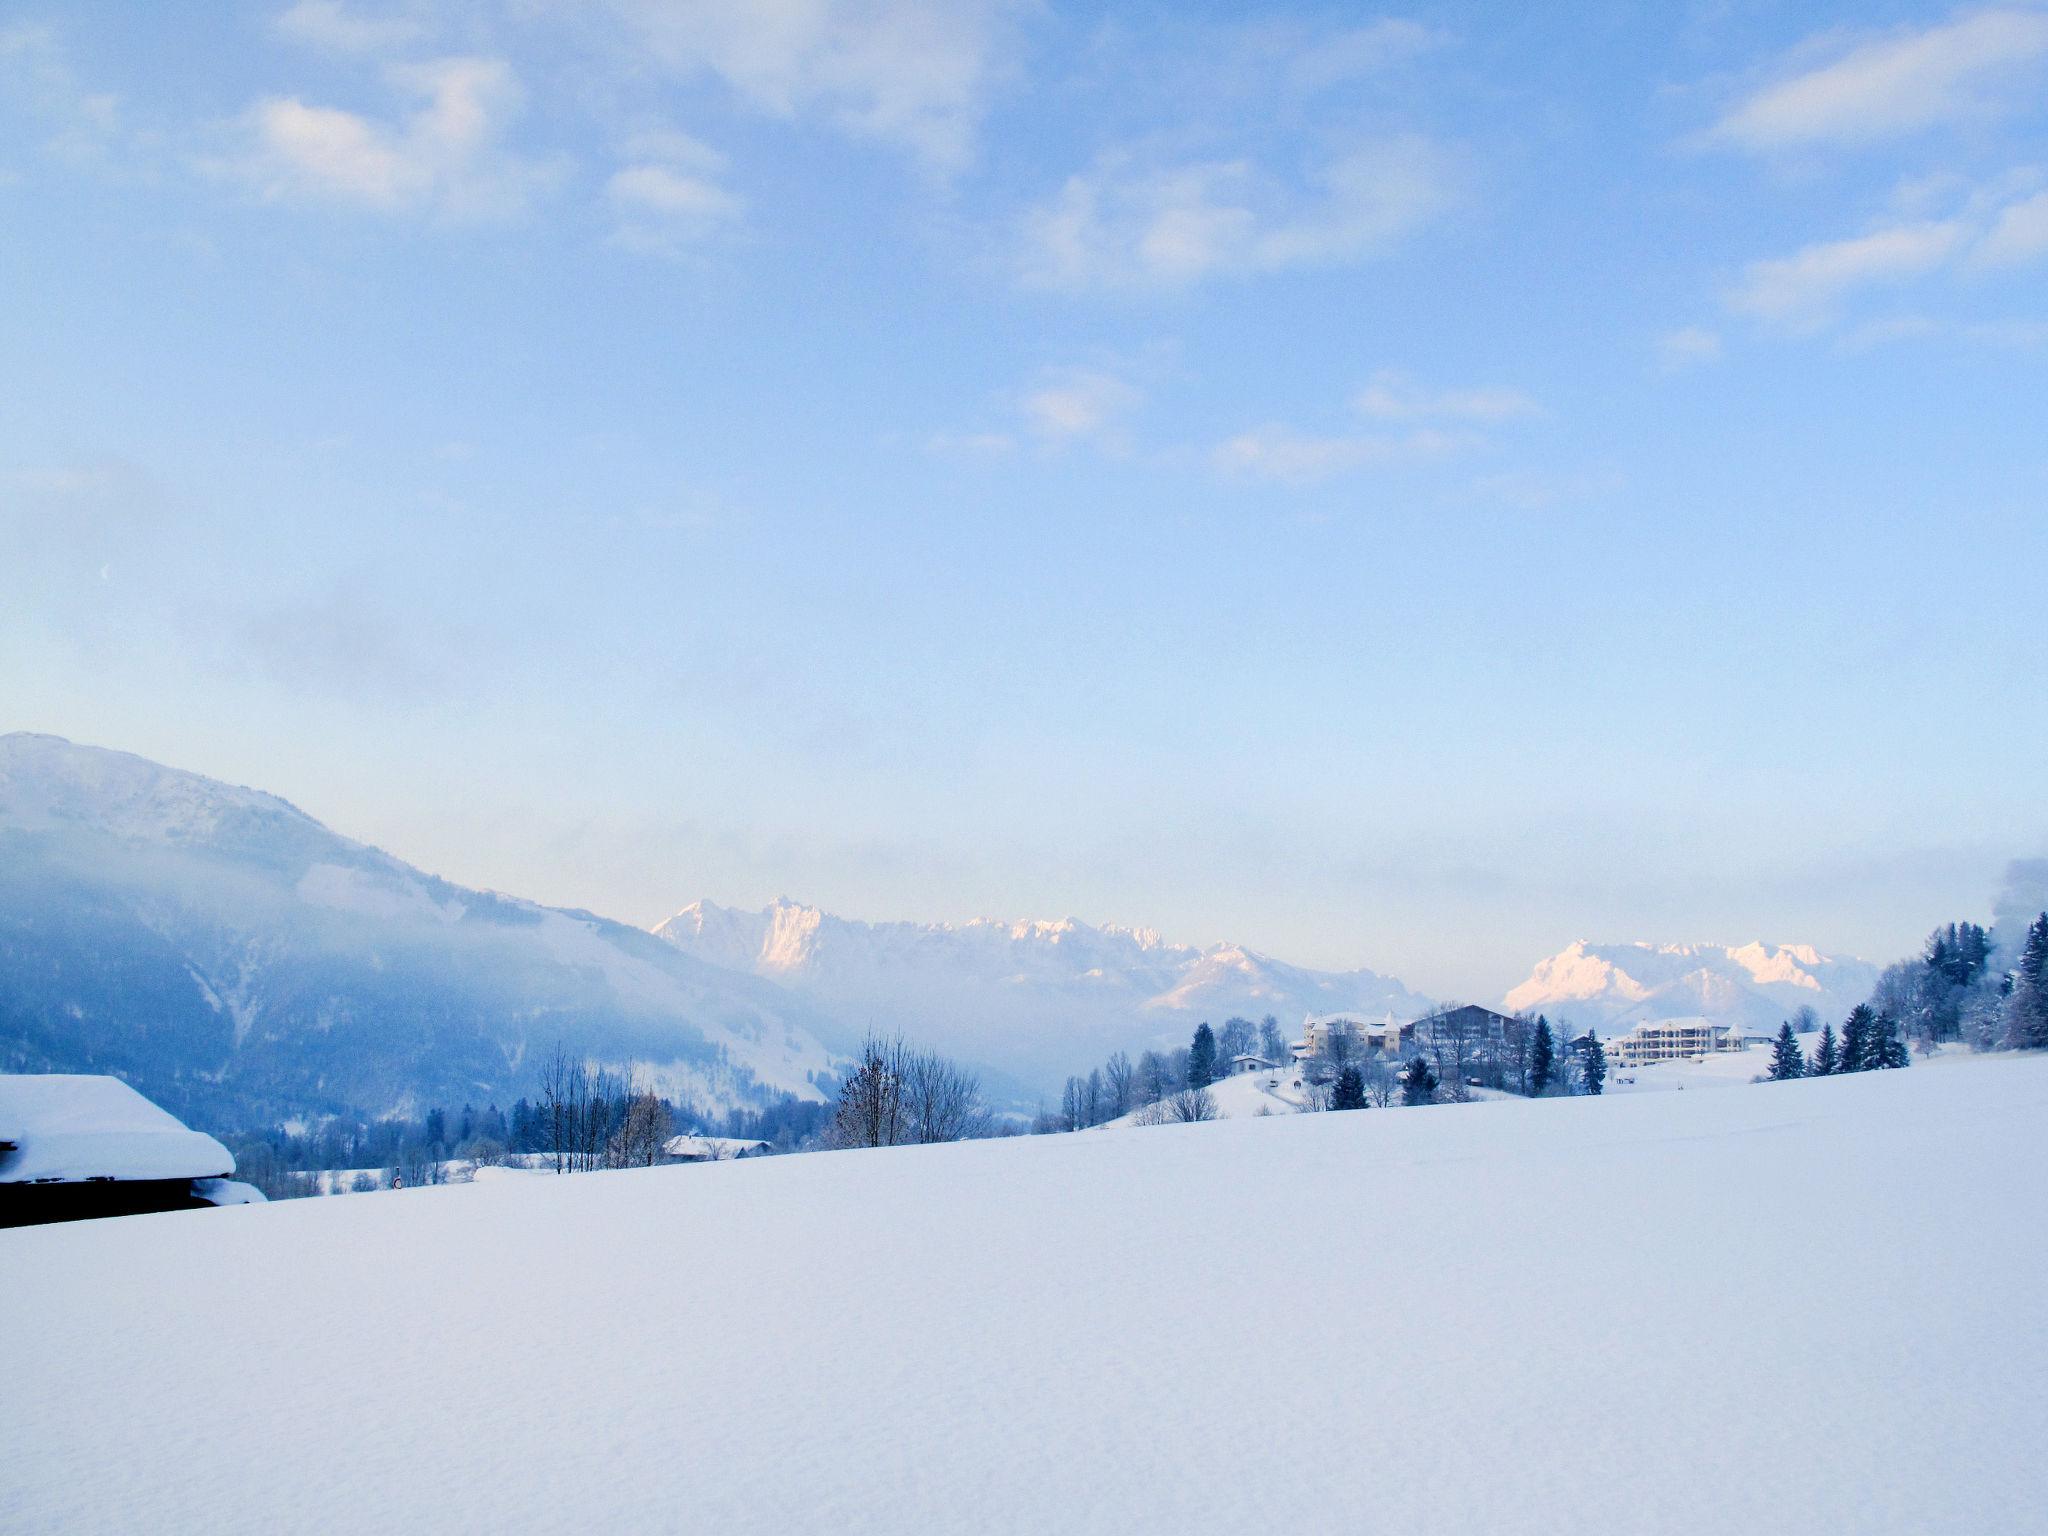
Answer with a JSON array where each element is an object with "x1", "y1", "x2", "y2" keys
[
  {"x1": 1212, "y1": 424, "x2": 1472, "y2": 485},
  {"x1": 1714, "y1": 9, "x2": 2048, "y2": 151},
  {"x1": 1727, "y1": 219, "x2": 1967, "y2": 326},
  {"x1": 601, "y1": 0, "x2": 1025, "y2": 174},
  {"x1": 0, "y1": 23, "x2": 123, "y2": 166},
  {"x1": 1019, "y1": 367, "x2": 1142, "y2": 446},
  {"x1": 1657, "y1": 327, "x2": 1723, "y2": 370},
  {"x1": 606, "y1": 129, "x2": 742, "y2": 252},
  {"x1": 274, "y1": 0, "x2": 425, "y2": 56},
  {"x1": 1019, "y1": 137, "x2": 1454, "y2": 292},
  {"x1": 1354, "y1": 369, "x2": 1539, "y2": 422},
  {"x1": 1727, "y1": 176, "x2": 2048, "y2": 328},
  {"x1": 1212, "y1": 372, "x2": 1533, "y2": 485},
  {"x1": 223, "y1": 55, "x2": 558, "y2": 219}
]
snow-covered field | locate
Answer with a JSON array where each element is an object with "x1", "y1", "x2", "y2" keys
[{"x1": 5, "y1": 1057, "x2": 2046, "y2": 1534}]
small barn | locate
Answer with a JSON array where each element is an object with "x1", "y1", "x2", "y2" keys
[
  {"x1": 0, "y1": 1074, "x2": 264, "y2": 1228},
  {"x1": 661, "y1": 1135, "x2": 771, "y2": 1163}
]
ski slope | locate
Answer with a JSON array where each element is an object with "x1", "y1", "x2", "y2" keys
[{"x1": 5, "y1": 1057, "x2": 2046, "y2": 1534}]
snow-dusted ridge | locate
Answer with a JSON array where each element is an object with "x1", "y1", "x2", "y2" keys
[
  {"x1": 1504, "y1": 938, "x2": 1879, "y2": 1034},
  {"x1": 655, "y1": 896, "x2": 1431, "y2": 1086},
  {"x1": 0, "y1": 734, "x2": 840, "y2": 1123}
]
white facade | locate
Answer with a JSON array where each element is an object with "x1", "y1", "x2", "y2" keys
[{"x1": 1603, "y1": 1018, "x2": 1748, "y2": 1069}]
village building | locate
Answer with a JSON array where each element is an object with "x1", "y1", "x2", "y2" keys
[
  {"x1": 1228, "y1": 1053, "x2": 1280, "y2": 1076},
  {"x1": 1602, "y1": 1017, "x2": 1749, "y2": 1069},
  {"x1": 661, "y1": 1135, "x2": 772, "y2": 1163},
  {"x1": 0, "y1": 1074, "x2": 264, "y2": 1228}
]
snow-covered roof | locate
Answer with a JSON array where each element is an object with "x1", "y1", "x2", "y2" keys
[
  {"x1": 0, "y1": 1075, "x2": 234, "y2": 1185},
  {"x1": 661, "y1": 1135, "x2": 769, "y2": 1160}
]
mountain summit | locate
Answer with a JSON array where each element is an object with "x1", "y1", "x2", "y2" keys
[
  {"x1": 1502, "y1": 939, "x2": 1878, "y2": 1035},
  {"x1": 655, "y1": 897, "x2": 1430, "y2": 1088},
  {"x1": 0, "y1": 734, "x2": 837, "y2": 1126}
]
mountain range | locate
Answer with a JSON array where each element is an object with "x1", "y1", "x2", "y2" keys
[
  {"x1": 1502, "y1": 939, "x2": 1881, "y2": 1036},
  {"x1": 654, "y1": 897, "x2": 1430, "y2": 1087},
  {"x1": 0, "y1": 734, "x2": 838, "y2": 1128},
  {"x1": 1, "y1": 732, "x2": 1887, "y2": 1127}
]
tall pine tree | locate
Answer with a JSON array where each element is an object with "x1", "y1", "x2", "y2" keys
[
  {"x1": 2007, "y1": 914, "x2": 2048, "y2": 1051},
  {"x1": 1869, "y1": 1010, "x2": 1909, "y2": 1070},
  {"x1": 1332, "y1": 1065, "x2": 1366, "y2": 1111},
  {"x1": 1839, "y1": 1004, "x2": 1875, "y2": 1073},
  {"x1": 1187, "y1": 1023, "x2": 1218, "y2": 1089},
  {"x1": 1768, "y1": 1023, "x2": 1805, "y2": 1081},
  {"x1": 1811, "y1": 1024, "x2": 1839, "y2": 1076},
  {"x1": 1400, "y1": 1055, "x2": 1438, "y2": 1106},
  {"x1": 1530, "y1": 1017, "x2": 1556, "y2": 1097},
  {"x1": 1577, "y1": 1032, "x2": 1607, "y2": 1095}
]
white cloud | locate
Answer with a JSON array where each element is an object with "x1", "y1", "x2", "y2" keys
[
  {"x1": 0, "y1": 23, "x2": 122, "y2": 164},
  {"x1": 1975, "y1": 188, "x2": 2048, "y2": 266},
  {"x1": 1019, "y1": 137, "x2": 1453, "y2": 291},
  {"x1": 1212, "y1": 424, "x2": 1471, "y2": 485},
  {"x1": 1020, "y1": 368, "x2": 1142, "y2": 444},
  {"x1": 603, "y1": 0, "x2": 1022, "y2": 172},
  {"x1": 1727, "y1": 175, "x2": 2048, "y2": 329},
  {"x1": 230, "y1": 56, "x2": 556, "y2": 218},
  {"x1": 1726, "y1": 220, "x2": 1967, "y2": 327},
  {"x1": 1657, "y1": 326, "x2": 1723, "y2": 370},
  {"x1": 1354, "y1": 369, "x2": 1538, "y2": 422},
  {"x1": 274, "y1": 1, "x2": 424, "y2": 55},
  {"x1": 606, "y1": 130, "x2": 742, "y2": 250},
  {"x1": 1715, "y1": 9, "x2": 2048, "y2": 150}
]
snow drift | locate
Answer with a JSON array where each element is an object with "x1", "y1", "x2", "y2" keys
[{"x1": 4, "y1": 1054, "x2": 2043, "y2": 1534}]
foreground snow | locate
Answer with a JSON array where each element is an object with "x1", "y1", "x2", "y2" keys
[{"x1": 5, "y1": 1058, "x2": 2046, "y2": 1534}]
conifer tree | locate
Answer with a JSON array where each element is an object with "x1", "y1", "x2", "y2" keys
[
  {"x1": 1839, "y1": 1004, "x2": 1876, "y2": 1073},
  {"x1": 1768, "y1": 1023, "x2": 1805, "y2": 1081},
  {"x1": 1187, "y1": 1023, "x2": 1218, "y2": 1090},
  {"x1": 2006, "y1": 914, "x2": 2048, "y2": 1051},
  {"x1": 1400, "y1": 1055, "x2": 1438, "y2": 1106},
  {"x1": 1869, "y1": 1010, "x2": 1909, "y2": 1070},
  {"x1": 1530, "y1": 1017, "x2": 1555, "y2": 1097},
  {"x1": 1811, "y1": 1024, "x2": 1839, "y2": 1076},
  {"x1": 1576, "y1": 1032, "x2": 1607, "y2": 1095},
  {"x1": 1332, "y1": 1065, "x2": 1366, "y2": 1111}
]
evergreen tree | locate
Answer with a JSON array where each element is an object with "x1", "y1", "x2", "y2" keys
[
  {"x1": 1187, "y1": 1023, "x2": 1218, "y2": 1090},
  {"x1": 1768, "y1": 1023, "x2": 1805, "y2": 1081},
  {"x1": 1811, "y1": 1025, "x2": 1839, "y2": 1077},
  {"x1": 1400, "y1": 1055, "x2": 1438, "y2": 1106},
  {"x1": 1577, "y1": 1032, "x2": 1607, "y2": 1095},
  {"x1": 1530, "y1": 1017, "x2": 1556, "y2": 1097},
  {"x1": 1331, "y1": 1065, "x2": 1366, "y2": 1111},
  {"x1": 1839, "y1": 1004, "x2": 1875, "y2": 1073},
  {"x1": 1869, "y1": 1010, "x2": 1910, "y2": 1070},
  {"x1": 2007, "y1": 913, "x2": 2048, "y2": 1051}
]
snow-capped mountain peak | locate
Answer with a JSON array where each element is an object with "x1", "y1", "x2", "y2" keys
[{"x1": 1502, "y1": 938, "x2": 1877, "y2": 1034}]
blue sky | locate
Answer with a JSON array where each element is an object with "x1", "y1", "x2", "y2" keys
[{"x1": 3, "y1": 1, "x2": 2045, "y2": 999}]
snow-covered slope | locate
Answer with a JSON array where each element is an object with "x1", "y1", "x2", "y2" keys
[
  {"x1": 5, "y1": 1055, "x2": 2043, "y2": 1534},
  {"x1": 1504, "y1": 939, "x2": 1878, "y2": 1035},
  {"x1": 655, "y1": 897, "x2": 1429, "y2": 1088},
  {"x1": 0, "y1": 734, "x2": 838, "y2": 1125}
]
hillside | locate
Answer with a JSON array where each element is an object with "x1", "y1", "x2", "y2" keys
[
  {"x1": 656, "y1": 896, "x2": 1430, "y2": 1088},
  {"x1": 5, "y1": 1055, "x2": 2042, "y2": 1534},
  {"x1": 1505, "y1": 939, "x2": 1879, "y2": 1035},
  {"x1": 0, "y1": 735, "x2": 838, "y2": 1126}
]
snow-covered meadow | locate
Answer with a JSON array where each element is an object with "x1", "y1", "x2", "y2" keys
[{"x1": 4, "y1": 1056, "x2": 2045, "y2": 1534}]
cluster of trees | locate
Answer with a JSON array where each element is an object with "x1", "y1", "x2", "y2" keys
[
  {"x1": 1766, "y1": 910, "x2": 2048, "y2": 1080},
  {"x1": 1046, "y1": 1016, "x2": 1286, "y2": 1131},
  {"x1": 1766, "y1": 1004, "x2": 1910, "y2": 1081},
  {"x1": 827, "y1": 1034, "x2": 996, "y2": 1148},
  {"x1": 1306, "y1": 1011, "x2": 1606, "y2": 1107}
]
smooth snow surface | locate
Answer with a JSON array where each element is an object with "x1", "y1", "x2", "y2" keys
[
  {"x1": 0, "y1": 1075, "x2": 232, "y2": 1184},
  {"x1": 5, "y1": 1058, "x2": 2046, "y2": 1534}
]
